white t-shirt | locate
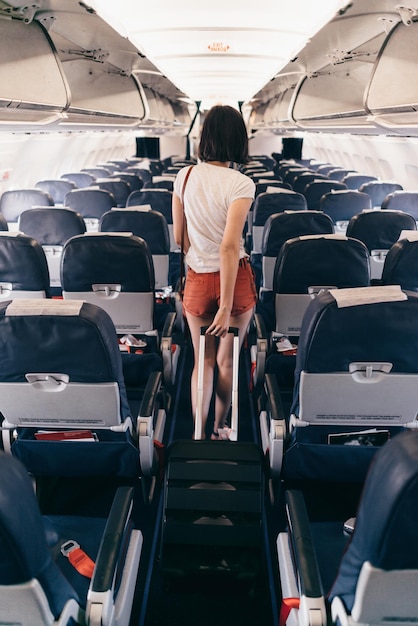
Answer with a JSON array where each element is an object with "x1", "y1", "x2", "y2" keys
[{"x1": 174, "y1": 163, "x2": 255, "y2": 273}]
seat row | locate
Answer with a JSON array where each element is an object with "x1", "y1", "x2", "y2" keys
[{"x1": 225, "y1": 156, "x2": 418, "y2": 626}]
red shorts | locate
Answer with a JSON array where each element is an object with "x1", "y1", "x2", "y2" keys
[{"x1": 183, "y1": 257, "x2": 257, "y2": 318}]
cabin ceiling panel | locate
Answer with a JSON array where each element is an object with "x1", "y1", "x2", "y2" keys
[{"x1": 89, "y1": 0, "x2": 350, "y2": 109}]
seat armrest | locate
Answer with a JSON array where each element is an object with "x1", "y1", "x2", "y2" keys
[
  {"x1": 277, "y1": 490, "x2": 328, "y2": 626},
  {"x1": 137, "y1": 371, "x2": 166, "y2": 476},
  {"x1": 251, "y1": 313, "x2": 268, "y2": 390},
  {"x1": 286, "y1": 490, "x2": 324, "y2": 599},
  {"x1": 264, "y1": 373, "x2": 286, "y2": 422},
  {"x1": 90, "y1": 486, "x2": 134, "y2": 594},
  {"x1": 260, "y1": 373, "x2": 287, "y2": 477},
  {"x1": 138, "y1": 371, "x2": 163, "y2": 423},
  {"x1": 87, "y1": 486, "x2": 141, "y2": 626},
  {"x1": 161, "y1": 310, "x2": 176, "y2": 339},
  {"x1": 160, "y1": 311, "x2": 178, "y2": 386}
]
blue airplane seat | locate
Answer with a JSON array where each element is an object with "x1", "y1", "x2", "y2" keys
[
  {"x1": 277, "y1": 429, "x2": 418, "y2": 626},
  {"x1": 255, "y1": 181, "x2": 292, "y2": 196},
  {"x1": 251, "y1": 235, "x2": 370, "y2": 398},
  {"x1": 61, "y1": 233, "x2": 156, "y2": 334},
  {"x1": 126, "y1": 167, "x2": 153, "y2": 185},
  {"x1": 64, "y1": 187, "x2": 115, "y2": 230},
  {"x1": 100, "y1": 208, "x2": 171, "y2": 290},
  {"x1": 282, "y1": 287, "x2": 418, "y2": 483},
  {"x1": 80, "y1": 166, "x2": 112, "y2": 177},
  {"x1": 111, "y1": 171, "x2": 143, "y2": 191},
  {"x1": 381, "y1": 189, "x2": 418, "y2": 220},
  {"x1": 0, "y1": 450, "x2": 142, "y2": 626},
  {"x1": 61, "y1": 233, "x2": 177, "y2": 388},
  {"x1": 319, "y1": 189, "x2": 372, "y2": 233},
  {"x1": 359, "y1": 180, "x2": 403, "y2": 208},
  {"x1": 18, "y1": 207, "x2": 86, "y2": 294},
  {"x1": 314, "y1": 164, "x2": 337, "y2": 175},
  {"x1": 0, "y1": 188, "x2": 54, "y2": 227},
  {"x1": 341, "y1": 173, "x2": 378, "y2": 190},
  {"x1": 326, "y1": 168, "x2": 357, "y2": 181},
  {"x1": 251, "y1": 172, "x2": 282, "y2": 184},
  {"x1": 0, "y1": 212, "x2": 7, "y2": 230},
  {"x1": 126, "y1": 188, "x2": 172, "y2": 224},
  {"x1": 0, "y1": 298, "x2": 165, "y2": 479},
  {"x1": 381, "y1": 233, "x2": 418, "y2": 291},
  {"x1": 258, "y1": 210, "x2": 334, "y2": 293},
  {"x1": 271, "y1": 234, "x2": 370, "y2": 337},
  {"x1": 35, "y1": 179, "x2": 77, "y2": 204},
  {"x1": 125, "y1": 190, "x2": 178, "y2": 286},
  {"x1": 94, "y1": 178, "x2": 131, "y2": 207},
  {"x1": 303, "y1": 180, "x2": 348, "y2": 211},
  {"x1": 281, "y1": 166, "x2": 310, "y2": 186},
  {"x1": 291, "y1": 172, "x2": 329, "y2": 195},
  {"x1": 346, "y1": 209, "x2": 417, "y2": 281},
  {"x1": 143, "y1": 179, "x2": 174, "y2": 191},
  {"x1": 249, "y1": 189, "x2": 307, "y2": 255},
  {"x1": 60, "y1": 172, "x2": 96, "y2": 188},
  {"x1": 0, "y1": 232, "x2": 50, "y2": 300}
]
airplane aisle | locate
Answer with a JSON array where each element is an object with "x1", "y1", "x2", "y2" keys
[{"x1": 131, "y1": 337, "x2": 279, "y2": 626}]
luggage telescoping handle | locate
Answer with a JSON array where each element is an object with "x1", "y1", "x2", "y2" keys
[{"x1": 194, "y1": 326, "x2": 240, "y2": 441}]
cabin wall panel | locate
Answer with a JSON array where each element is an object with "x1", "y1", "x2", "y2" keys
[
  {"x1": 302, "y1": 133, "x2": 418, "y2": 190},
  {"x1": 0, "y1": 131, "x2": 136, "y2": 192},
  {"x1": 159, "y1": 135, "x2": 189, "y2": 161}
]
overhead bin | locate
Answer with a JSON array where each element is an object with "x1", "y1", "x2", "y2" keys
[
  {"x1": 58, "y1": 59, "x2": 145, "y2": 129},
  {"x1": 289, "y1": 28, "x2": 389, "y2": 134},
  {"x1": 291, "y1": 65, "x2": 376, "y2": 133},
  {"x1": 139, "y1": 87, "x2": 175, "y2": 130},
  {"x1": 366, "y1": 20, "x2": 418, "y2": 134},
  {"x1": 275, "y1": 87, "x2": 299, "y2": 132},
  {"x1": 0, "y1": 17, "x2": 69, "y2": 127}
]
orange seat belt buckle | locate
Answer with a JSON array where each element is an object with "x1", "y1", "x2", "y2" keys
[{"x1": 61, "y1": 540, "x2": 95, "y2": 578}]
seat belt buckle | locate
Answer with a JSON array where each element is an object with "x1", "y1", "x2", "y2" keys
[
  {"x1": 61, "y1": 539, "x2": 80, "y2": 556},
  {"x1": 61, "y1": 539, "x2": 95, "y2": 578}
]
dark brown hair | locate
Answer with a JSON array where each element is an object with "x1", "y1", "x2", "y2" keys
[{"x1": 198, "y1": 105, "x2": 249, "y2": 164}]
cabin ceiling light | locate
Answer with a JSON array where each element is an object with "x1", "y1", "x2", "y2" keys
[{"x1": 90, "y1": 0, "x2": 350, "y2": 109}]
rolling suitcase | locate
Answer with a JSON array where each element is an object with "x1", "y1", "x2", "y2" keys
[{"x1": 160, "y1": 326, "x2": 265, "y2": 583}]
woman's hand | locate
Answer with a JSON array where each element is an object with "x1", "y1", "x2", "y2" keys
[{"x1": 206, "y1": 307, "x2": 231, "y2": 338}]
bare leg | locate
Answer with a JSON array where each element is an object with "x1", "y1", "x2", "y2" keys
[
  {"x1": 185, "y1": 311, "x2": 216, "y2": 439},
  {"x1": 213, "y1": 308, "x2": 254, "y2": 435}
]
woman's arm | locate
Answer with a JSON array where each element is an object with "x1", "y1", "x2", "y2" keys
[
  {"x1": 206, "y1": 197, "x2": 253, "y2": 337},
  {"x1": 172, "y1": 191, "x2": 190, "y2": 252}
]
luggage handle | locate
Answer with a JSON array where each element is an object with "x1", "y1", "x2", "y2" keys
[{"x1": 194, "y1": 326, "x2": 240, "y2": 441}]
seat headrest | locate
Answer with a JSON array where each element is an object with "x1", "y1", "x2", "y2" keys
[
  {"x1": 0, "y1": 299, "x2": 130, "y2": 419},
  {"x1": 61, "y1": 233, "x2": 155, "y2": 292},
  {"x1": 294, "y1": 288, "x2": 418, "y2": 377},
  {"x1": 329, "y1": 430, "x2": 418, "y2": 610},
  {"x1": 0, "y1": 233, "x2": 50, "y2": 293},
  {"x1": 273, "y1": 236, "x2": 370, "y2": 294},
  {"x1": 0, "y1": 451, "x2": 78, "y2": 614}
]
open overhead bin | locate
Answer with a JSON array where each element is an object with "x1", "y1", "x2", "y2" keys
[
  {"x1": 0, "y1": 17, "x2": 69, "y2": 128},
  {"x1": 366, "y1": 19, "x2": 418, "y2": 134}
]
